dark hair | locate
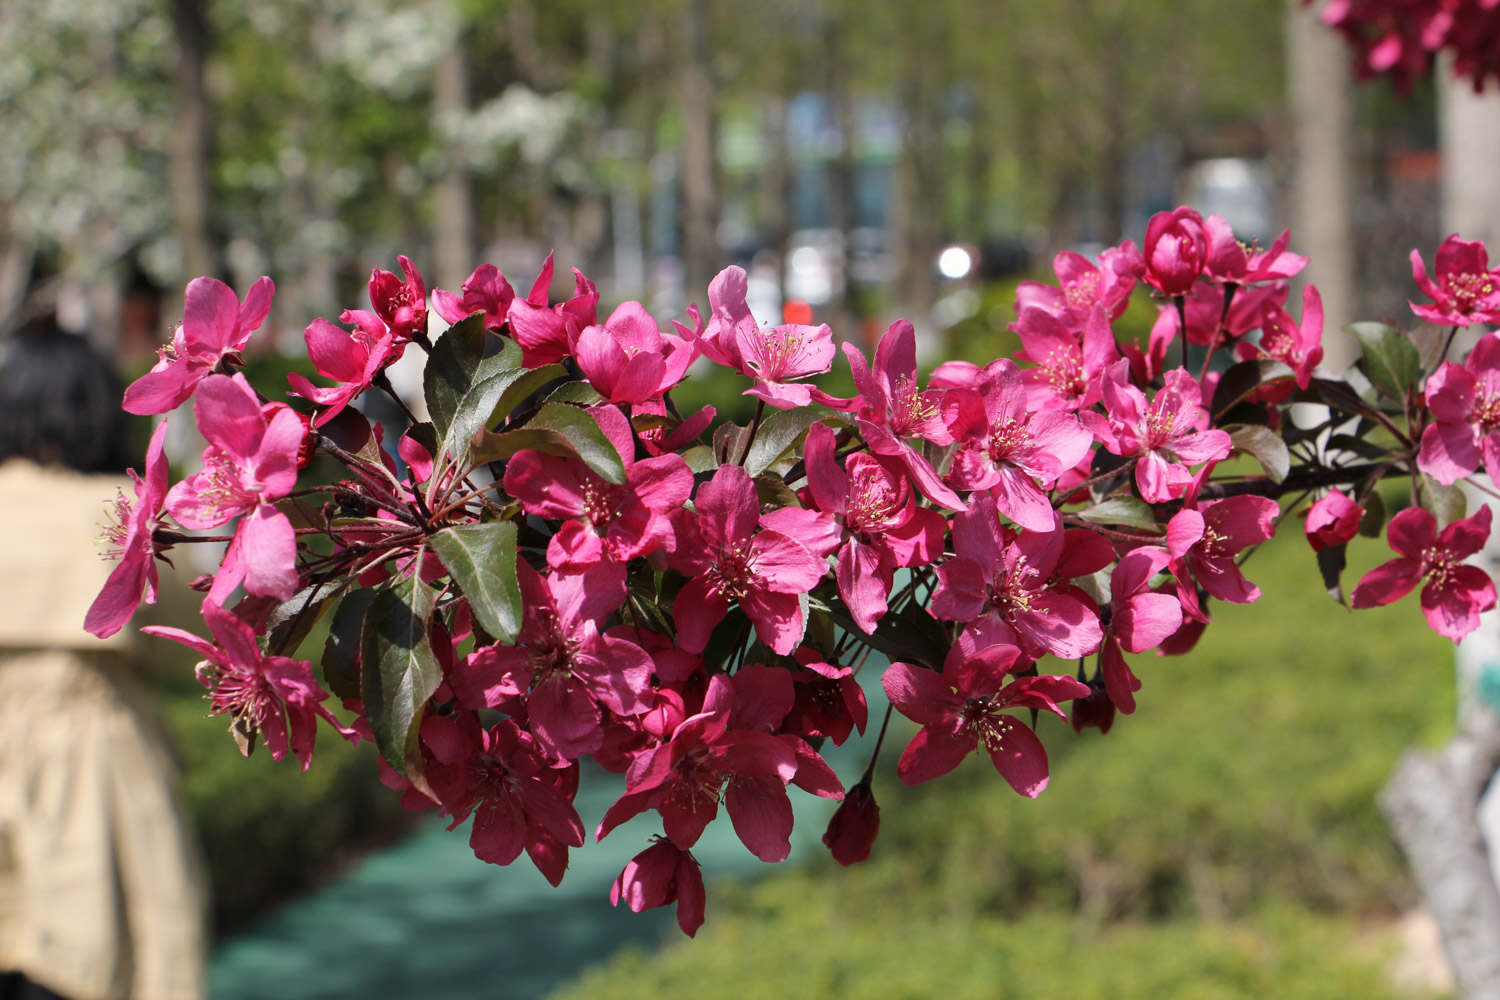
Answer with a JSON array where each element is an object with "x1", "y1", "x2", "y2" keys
[{"x1": 0, "y1": 317, "x2": 131, "y2": 473}]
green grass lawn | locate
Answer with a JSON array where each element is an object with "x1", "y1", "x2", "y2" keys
[{"x1": 550, "y1": 525, "x2": 1458, "y2": 999}]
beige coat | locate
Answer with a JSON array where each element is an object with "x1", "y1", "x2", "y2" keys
[{"x1": 0, "y1": 461, "x2": 207, "y2": 1000}]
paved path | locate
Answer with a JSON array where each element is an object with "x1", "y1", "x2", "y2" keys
[{"x1": 210, "y1": 672, "x2": 891, "y2": 999}]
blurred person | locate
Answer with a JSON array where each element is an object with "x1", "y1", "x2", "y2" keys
[{"x1": 0, "y1": 319, "x2": 206, "y2": 1000}]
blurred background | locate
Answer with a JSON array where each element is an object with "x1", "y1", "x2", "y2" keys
[{"x1": 0, "y1": 0, "x2": 1490, "y2": 996}]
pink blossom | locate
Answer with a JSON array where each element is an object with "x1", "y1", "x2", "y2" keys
[
  {"x1": 882, "y1": 635, "x2": 1090, "y2": 795},
  {"x1": 85, "y1": 421, "x2": 171, "y2": 638},
  {"x1": 123, "y1": 275, "x2": 274, "y2": 414},
  {"x1": 423, "y1": 714, "x2": 585, "y2": 883},
  {"x1": 368, "y1": 255, "x2": 427, "y2": 342},
  {"x1": 1083, "y1": 361, "x2": 1231, "y2": 503},
  {"x1": 1305, "y1": 489, "x2": 1362, "y2": 553},
  {"x1": 431, "y1": 263, "x2": 515, "y2": 330},
  {"x1": 667, "y1": 464, "x2": 828, "y2": 656},
  {"x1": 783, "y1": 649, "x2": 868, "y2": 747},
  {"x1": 842, "y1": 320, "x2": 965, "y2": 509},
  {"x1": 166, "y1": 375, "x2": 306, "y2": 603},
  {"x1": 1409, "y1": 235, "x2": 1500, "y2": 327},
  {"x1": 142, "y1": 601, "x2": 340, "y2": 769},
  {"x1": 1014, "y1": 243, "x2": 1143, "y2": 326},
  {"x1": 1246, "y1": 285, "x2": 1324, "y2": 389},
  {"x1": 943, "y1": 359, "x2": 1093, "y2": 530},
  {"x1": 597, "y1": 675, "x2": 799, "y2": 860},
  {"x1": 503, "y1": 404, "x2": 692, "y2": 570},
  {"x1": 506, "y1": 253, "x2": 600, "y2": 367},
  {"x1": 1099, "y1": 546, "x2": 1183, "y2": 714},
  {"x1": 168, "y1": 374, "x2": 307, "y2": 602},
  {"x1": 1419, "y1": 332, "x2": 1500, "y2": 485},
  {"x1": 1142, "y1": 207, "x2": 1209, "y2": 297},
  {"x1": 699, "y1": 266, "x2": 837, "y2": 408},
  {"x1": 802, "y1": 421, "x2": 945, "y2": 633},
  {"x1": 452, "y1": 562, "x2": 650, "y2": 761},
  {"x1": 930, "y1": 497, "x2": 1103, "y2": 660},
  {"x1": 611, "y1": 838, "x2": 706, "y2": 936},
  {"x1": 1166, "y1": 484, "x2": 1279, "y2": 617},
  {"x1": 287, "y1": 310, "x2": 400, "y2": 426},
  {"x1": 1351, "y1": 505, "x2": 1497, "y2": 642},
  {"x1": 571, "y1": 301, "x2": 697, "y2": 405},
  {"x1": 1204, "y1": 216, "x2": 1306, "y2": 285},
  {"x1": 1011, "y1": 305, "x2": 1119, "y2": 409}
]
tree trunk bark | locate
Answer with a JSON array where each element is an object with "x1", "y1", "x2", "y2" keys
[
  {"x1": 433, "y1": 35, "x2": 474, "y2": 292},
  {"x1": 170, "y1": 0, "x2": 215, "y2": 284},
  {"x1": 1285, "y1": 0, "x2": 1355, "y2": 370},
  {"x1": 826, "y1": 10, "x2": 857, "y2": 331},
  {"x1": 677, "y1": 0, "x2": 720, "y2": 301},
  {"x1": 1381, "y1": 709, "x2": 1500, "y2": 1000}
]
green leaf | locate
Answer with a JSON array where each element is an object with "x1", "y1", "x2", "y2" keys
[
  {"x1": 713, "y1": 421, "x2": 752, "y2": 466},
  {"x1": 430, "y1": 521, "x2": 523, "y2": 644},
  {"x1": 544, "y1": 381, "x2": 603, "y2": 406},
  {"x1": 1419, "y1": 473, "x2": 1467, "y2": 526},
  {"x1": 321, "y1": 405, "x2": 384, "y2": 467},
  {"x1": 1349, "y1": 322, "x2": 1421, "y2": 402},
  {"x1": 265, "y1": 582, "x2": 342, "y2": 659},
  {"x1": 323, "y1": 589, "x2": 376, "y2": 701},
  {"x1": 490, "y1": 364, "x2": 569, "y2": 426},
  {"x1": 469, "y1": 402, "x2": 627, "y2": 484},
  {"x1": 361, "y1": 574, "x2": 442, "y2": 777},
  {"x1": 679, "y1": 445, "x2": 717, "y2": 474},
  {"x1": 753, "y1": 474, "x2": 802, "y2": 511},
  {"x1": 746, "y1": 407, "x2": 828, "y2": 477},
  {"x1": 1358, "y1": 489, "x2": 1386, "y2": 539},
  {"x1": 1228, "y1": 425, "x2": 1290, "y2": 483},
  {"x1": 1075, "y1": 496, "x2": 1160, "y2": 532},
  {"x1": 1211, "y1": 360, "x2": 1288, "y2": 420},
  {"x1": 827, "y1": 600, "x2": 950, "y2": 671},
  {"x1": 440, "y1": 366, "x2": 525, "y2": 468},
  {"x1": 1315, "y1": 544, "x2": 1348, "y2": 605},
  {"x1": 423, "y1": 315, "x2": 519, "y2": 442}
]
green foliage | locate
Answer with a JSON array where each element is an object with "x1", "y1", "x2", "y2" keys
[
  {"x1": 470, "y1": 401, "x2": 629, "y2": 483},
  {"x1": 430, "y1": 521, "x2": 522, "y2": 644},
  {"x1": 1351, "y1": 322, "x2": 1423, "y2": 404},
  {"x1": 362, "y1": 572, "x2": 442, "y2": 777},
  {"x1": 556, "y1": 899, "x2": 1404, "y2": 1000},
  {"x1": 551, "y1": 532, "x2": 1451, "y2": 997}
]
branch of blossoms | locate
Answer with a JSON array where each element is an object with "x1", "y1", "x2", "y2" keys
[{"x1": 81, "y1": 215, "x2": 1500, "y2": 935}]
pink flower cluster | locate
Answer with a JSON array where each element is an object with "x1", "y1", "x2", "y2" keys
[
  {"x1": 1314, "y1": 0, "x2": 1500, "y2": 92},
  {"x1": 86, "y1": 215, "x2": 1500, "y2": 937}
]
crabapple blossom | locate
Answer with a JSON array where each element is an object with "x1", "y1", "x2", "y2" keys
[
  {"x1": 1351, "y1": 505, "x2": 1497, "y2": 642},
  {"x1": 122, "y1": 275, "x2": 274, "y2": 414}
]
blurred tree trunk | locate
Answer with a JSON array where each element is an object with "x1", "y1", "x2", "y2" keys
[
  {"x1": 0, "y1": 211, "x2": 33, "y2": 333},
  {"x1": 763, "y1": 92, "x2": 792, "y2": 314},
  {"x1": 677, "y1": 0, "x2": 719, "y2": 300},
  {"x1": 1099, "y1": 56, "x2": 1127, "y2": 245},
  {"x1": 1286, "y1": 0, "x2": 1354, "y2": 369},
  {"x1": 1382, "y1": 710, "x2": 1500, "y2": 1000},
  {"x1": 170, "y1": 0, "x2": 215, "y2": 284},
  {"x1": 826, "y1": 8, "x2": 857, "y2": 330},
  {"x1": 433, "y1": 34, "x2": 474, "y2": 291},
  {"x1": 892, "y1": 5, "x2": 946, "y2": 314}
]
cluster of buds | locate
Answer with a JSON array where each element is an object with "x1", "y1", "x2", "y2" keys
[{"x1": 86, "y1": 211, "x2": 1500, "y2": 935}]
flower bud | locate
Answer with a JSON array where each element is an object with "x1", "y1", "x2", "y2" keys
[
  {"x1": 1305, "y1": 489, "x2": 1361, "y2": 553},
  {"x1": 1144, "y1": 207, "x2": 1209, "y2": 296},
  {"x1": 822, "y1": 778, "x2": 880, "y2": 866},
  {"x1": 1069, "y1": 683, "x2": 1116, "y2": 735}
]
